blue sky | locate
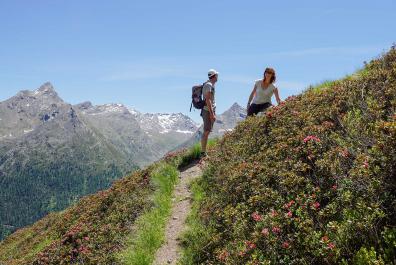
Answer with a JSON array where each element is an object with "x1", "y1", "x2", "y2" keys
[{"x1": 0, "y1": 1, "x2": 395, "y2": 122}]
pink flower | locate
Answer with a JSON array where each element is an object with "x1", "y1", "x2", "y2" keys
[
  {"x1": 284, "y1": 200, "x2": 295, "y2": 209},
  {"x1": 303, "y1": 135, "x2": 321, "y2": 143},
  {"x1": 282, "y1": 241, "x2": 290, "y2": 249},
  {"x1": 321, "y1": 235, "x2": 329, "y2": 242},
  {"x1": 340, "y1": 149, "x2": 349, "y2": 158},
  {"x1": 286, "y1": 95, "x2": 297, "y2": 101},
  {"x1": 328, "y1": 242, "x2": 336, "y2": 249},
  {"x1": 245, "y1": 241, "x2": 256, "y2": 250},
  {"x1": 218, "y1": 250, "x2": 229, "y2": 261},
  {"x1": 272, "y1": 226, "x2": 281, "y2": 234},
  {"x1": 84, "y1": 236, "x2": 90, "y2": 241},
  {"x1": 331, "y1": 185, "x2": 337, "y2": 191},
  {"x1": 286, "y1": 211, "x2": 293, "y2": 218},
  {"x1": 251, "y1": 212, "x2": 262, "y2": 222},
  {"x1": 270, "y1": 209, "x2": 278, "y2": 217},
  {"x1": 363, "y1": 160, "x2": 369, "y2": 168},
  {"x1": 261, "y1": 228, "x2": 269, "y2": 237},
  {"x1": 313, "y1": 202, "x2": 320, "y2": 210}
]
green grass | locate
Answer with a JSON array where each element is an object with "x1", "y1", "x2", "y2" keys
[
  {"x1": 177, "y1": 139, "x2": 217, "y2": 169},
  {"x1": 25, "y1": 237, "x2": 53, "y2": 260},
  {"x1": 207, "y1": 138, "x2": 218, "y2": 148},
  {"x1": 307, "y1": 79, "x2": 337, "y2": 94},
  {"x1": 0, "y1": 230, "x2": 54, "y2": 264},
  {"x1": 179, "y1": 176, "x2": 215, "y2": 265},
  {"x1": 178, "y1": 143, "x2": 201, "y2": 169},
  {"x1": 308, "y1": 69, "x2": 368, "y2": 95},
  {"x1": 118, "y1": 141, "x2": 218, "y2": 265},
  {"x1": 117, "y1": 163, "x2": 179, "y2": 265}
]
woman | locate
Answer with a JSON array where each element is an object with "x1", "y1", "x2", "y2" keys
[{"x1": 247, "y1": 67, "x2": 281, "y2": 116}]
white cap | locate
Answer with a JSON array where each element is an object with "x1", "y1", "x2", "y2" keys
[{"x1": 208, "y1": 69, "x2": 219, "y2": 78}]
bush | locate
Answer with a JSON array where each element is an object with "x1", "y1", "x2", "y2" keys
[{"x1": 181, "y1": 47, "x2": 396, "y2": 264}]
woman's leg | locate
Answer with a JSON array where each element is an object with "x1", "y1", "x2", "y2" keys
[
  {"x1": 247, "y1": 104, "x2": 259, "y2": 116},
  {"x1": 249, "y1": 103, "x2": 270, "y2": 116}
]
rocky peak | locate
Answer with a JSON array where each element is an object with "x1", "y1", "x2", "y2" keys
[
  {"x1": 75, "y1": 101, "x2": 94, "y2": 110},
  {"x1": 229, "y1": 102, "x2": 245, "y2": 112},
  {"x1": 16, "y1": 82, "x2": 65, "y2": 104},
  {"x1": 35, "y1": 82, "x2": 58, "y2": 96},
  {"x1": 220, "y1": 103, "x2": 246, "y2": 120}
]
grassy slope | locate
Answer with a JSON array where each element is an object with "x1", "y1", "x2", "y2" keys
[
  {"x1": 181, "y1": 48, "x2": 396, "y2": 264},
  {"x1": 117, "y1": 163, "x2": 179, "y2": 265},
  {"x1": 0, "y1": 165, "x2": 153, "y2": 265},
  {"x1": 0, "y1": 143, "x2": 202, "y2": 265}
]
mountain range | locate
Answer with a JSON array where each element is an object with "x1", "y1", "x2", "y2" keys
[{"x1": 0, "y1": 82, "x2": 245, "y2": 240}]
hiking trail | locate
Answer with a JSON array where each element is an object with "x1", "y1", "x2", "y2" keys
[{"x1": 153, "y1": 162, "x2": 202, "y2": 265}]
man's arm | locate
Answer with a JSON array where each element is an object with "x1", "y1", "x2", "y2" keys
[{"x1": 204, "y1": 90, "x2": 216, "y2": 121}]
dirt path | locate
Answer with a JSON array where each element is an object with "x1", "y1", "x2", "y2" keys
[{"x1": 153, "y1": 162, "x2": 202, "y2": 265}]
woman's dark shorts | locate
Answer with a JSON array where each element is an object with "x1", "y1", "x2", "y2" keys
[
  {"x1": 201, "y1": 109, "x2": 214, "y2": 132},
  {"x1": 247, "y1": 102, "x2": 272, "y2": 116}
]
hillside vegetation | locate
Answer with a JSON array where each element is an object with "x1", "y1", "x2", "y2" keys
[
  {"x1": 0, "y1": 145, "x2": 200, "y2": 264},
  {"x1": 181, "y1": 47, "x2": 396, "y2": 264},
  {"x1": 0, "y1": 133, "x2": 135, "y2": 241}
]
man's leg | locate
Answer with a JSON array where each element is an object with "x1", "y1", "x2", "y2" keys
[{"x1": 201, "y1": 130, "x2": 210, "y2": 153}]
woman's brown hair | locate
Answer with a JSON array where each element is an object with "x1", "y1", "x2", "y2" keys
[{"x1": 264, "y1": 67, "x2": 276, "y2": 83}]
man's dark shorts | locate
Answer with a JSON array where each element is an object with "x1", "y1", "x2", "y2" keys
[{"x1": 201, "y1": 109, "x2": 214, "y2": 132}]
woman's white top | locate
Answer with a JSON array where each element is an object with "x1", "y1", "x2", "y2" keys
[{"x1": 252, "y1": 79, "x2": 276, "y2": 104}]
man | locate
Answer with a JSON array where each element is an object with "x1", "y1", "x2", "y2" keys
[{"x1": 201, "y1": 69, "x2": 218, "y2": 157}]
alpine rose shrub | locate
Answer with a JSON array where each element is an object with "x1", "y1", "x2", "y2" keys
[{"x1": 183, "y1": 47, "x2": 396, "y2": 264}]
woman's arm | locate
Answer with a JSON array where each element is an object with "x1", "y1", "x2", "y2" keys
[
  {"x1": 274, "y1": 87, "x2": 281, "y2": 105},
  {"x1": 247, "y1": 85, "x2": 256, "y2": 109}
]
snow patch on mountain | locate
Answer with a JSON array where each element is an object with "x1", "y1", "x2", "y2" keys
[
  {"x1": 127, "y1": 107, "x2": 139, "y2": 116},
  {"x1": 219, "y1": 128, "x2": 233, "y2": 133},
  {"x1": 131, "y1": 111, "x2": 199, "y2": 136},
  {"x1": 176, "y1": 129, "x2": 195, "y2": 134},
  {"x1": 90, "y1": 104, "x2": 127, "y2": 115}
]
